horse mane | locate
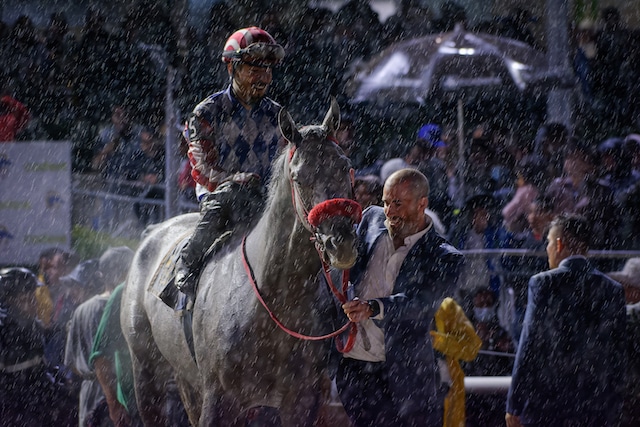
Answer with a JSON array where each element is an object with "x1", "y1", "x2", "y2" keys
[{"x1": 264, "y1": 148, "x2": 288, "y2": 205}]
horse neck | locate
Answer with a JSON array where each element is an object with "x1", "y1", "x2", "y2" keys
[{"x1": 245, "y1": 169, "x2": 321, "y2": 297}]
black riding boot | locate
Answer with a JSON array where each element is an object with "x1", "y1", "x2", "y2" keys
[
  {"x1": 175, "y1": 190, "x2": 230, "y2": 298},
  {"x1": 175, "y1": 180, "x2": 264, "y2": 298}
]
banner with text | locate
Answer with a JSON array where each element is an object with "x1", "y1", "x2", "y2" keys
[{"x1": 0, "y1": 141, "x2": 71, "y2": 266}]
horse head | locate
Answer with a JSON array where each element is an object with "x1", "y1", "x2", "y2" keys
[{"x1": 278, "y1": 98, "x2": 361, "y2": 270}]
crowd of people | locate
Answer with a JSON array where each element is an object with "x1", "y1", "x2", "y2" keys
[
  {"x1": 0, "y1": 245, "x2": 189, "y2": 426},
  {"x1": 0, "y1": 2, "x2": 637, "y2": 232},
  {"x1": 0, "y1": 2, "x2": 638, "y2": 164},
  {"x1": 2, "y1": 1, "x2": 640, "y2": 426}
]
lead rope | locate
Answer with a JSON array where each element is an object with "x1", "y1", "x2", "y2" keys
[{"x1": 319, "y1": 258, "x2": 357, "y2": 353}]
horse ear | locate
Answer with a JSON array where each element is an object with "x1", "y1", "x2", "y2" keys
[
  {"x1": 323, "y1": 96, "x2": 341, "y2": 137},
  {"x1": 278, "y1": 108, "x2": 303, "y2": 146}
]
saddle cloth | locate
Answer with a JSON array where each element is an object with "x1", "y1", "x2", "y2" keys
[{"x1": 152, "y1": 236, "x2": 190, "y2": 311}]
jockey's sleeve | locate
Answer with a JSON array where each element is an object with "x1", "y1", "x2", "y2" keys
[{"x1": 186, "y1": 114, "x2": 229, "y2": 192}]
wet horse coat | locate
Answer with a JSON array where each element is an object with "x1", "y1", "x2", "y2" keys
[{"x1": 121, "y1": 100, "x2": 359, "y2": 426}]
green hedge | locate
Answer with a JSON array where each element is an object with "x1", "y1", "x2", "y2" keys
[{"x1": 71, "y1": 225, "x2": 139, "y2": 260}]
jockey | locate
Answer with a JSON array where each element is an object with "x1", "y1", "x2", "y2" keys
[{"x1": 175, "y1": 27, "x2": 286, "y2": 298}]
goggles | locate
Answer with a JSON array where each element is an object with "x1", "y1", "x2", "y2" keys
[{"x1": 223, "y1": 42, "x2": 285, "y2": 65}]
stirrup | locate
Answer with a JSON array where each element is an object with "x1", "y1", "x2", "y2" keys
[{"x1": 175, "y1": 269, "x2": 198, "y2": 299}]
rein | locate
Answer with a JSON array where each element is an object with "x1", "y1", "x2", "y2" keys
[
  {"x1": 240, "y1": 139, "x2": 360, "y2": 352},
  {"x1": 241, "y1": 236, "x2": 355, "y2": 350}
]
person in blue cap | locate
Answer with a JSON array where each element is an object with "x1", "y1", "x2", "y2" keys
[{"x1": 415, "y1": 123, "x2": 454, "y2": 229}]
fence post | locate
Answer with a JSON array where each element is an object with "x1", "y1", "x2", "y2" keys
[{"x1": 164, "y1": 65, "x2": 180, "y2": 219}]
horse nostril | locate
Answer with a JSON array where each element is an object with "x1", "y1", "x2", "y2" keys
[
  {"x1": 326, "y1": 234, "x2": 347, "y2": 252},
  {"x1": 325, "y1": 236, "x2": 337, "y2": 252}
]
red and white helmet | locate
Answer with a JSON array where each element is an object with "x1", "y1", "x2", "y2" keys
[{"x1": 222, "y1": 26, "x2": 284, "y2": 64}]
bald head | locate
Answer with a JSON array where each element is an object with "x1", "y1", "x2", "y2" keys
[
  {"x1": 383, "y1": 169, "x2": 430, "y2": 249},
  {"x1": 385, "y1": 168, "x2": 430, "y2": 200}
]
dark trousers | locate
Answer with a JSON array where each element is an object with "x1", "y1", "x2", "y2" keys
[{"x1": 336, "y1": 357, "x2": 443, "y2": 427}]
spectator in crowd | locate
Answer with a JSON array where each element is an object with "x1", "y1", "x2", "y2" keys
[
  {"x1": 64, "y1": 259, "x2": 101, "y2": 427},
  {"x1": 90, "y1": 286, "x2": 135, "y2": 426},
  {"x1": 0, "y1": 267, "x2": 60, "y2": 426},
  {"x1": 465, "y1": 287, "x2": 514, "y2": 427},
  {"x1": 47, "y1": 258, "x2": 99, "y2": 375},
  {"x1": 593, "y1": 7, "x2": 630, "y2": 132},
  {"x1": 597, "y1": 138, "x2": 633, "y2": 195},
  {"x1": 353, "y1": 174, "x2": 382, "y2": 210},
  {"x1": 599, "y1": 137, "x2": 640, "y2": 249},
  {"x1": 332, "y1": 0, "x2": 383, "y2": 85},
  {"x1": 415, "y1": 123, "x2": 454, "y2": 229},
  {"x1": 532, "y1": 122, "x2": 569, "y2": 188},
  {"x1": 2, "y1": 15, "x2": 45, "y2": 127},
  {"x1": 136, "y1": 126, "x2": 165, "y2": 186},
  {"x1": 526, "y1": 193, "x2": 557, "y2": 244},
  {"x1": 91, "y1": 104, "x2": 147, "y2": 230},
  {"x1": 573, "y1": 19, "x2": 597, "y2": 102},
  {"x1": 381, "y1": 0, "x2": 434, "y2": 46},
  {"x1": 133, "y1": 126, "x2": 166, "y2": 226},
  {"x1": 0, "y1": 80, "x2": 30, "y2": 142},
  {"x1": 40, "y1": 12, "x2": 76, "y2": 139},
  {"x1": 501, "y1": 155, "x2": 545, "y2": 235},
  {"x1": 70, "y1": 9, "x2": 114, "y2": 124},
  {"x1": 607, "y1": 258, "x2": 640, "y2": 427},
  {"x1": 35, "y1": 247, "x2": 78, "y2": 328},
  {"x1": 64, "y1": 255, "x2": 114, "y2": 427},
  {"x1": 175, "y1": 26, "x2": 286, "y2": 298},
  {"x1": 334, "y1": 169, "x2": 464, "y2": 426},
  {"x1": 504, "y1": 193, "x2": 556, "y2": 344},
  {"x1": 495, "y1": 7, "x2": 539, "y2": 48},
  {"x1": 334, "y1": 114, "x2": 362, "y2": 170},
  {"x1": 450, "y1": 194, "x2": 509, "y2": 316},
  {"x1": 379, "y1": 141, "x2": 423, "y2": 183},
  {"x1": 547, "y1": 143, "x2": 619, "y2": 250},
  {"x1": 432, "y1": 1, "x2": 467, "y2": 32},
  {"x1": 274, "y1": 6, "x2": 338, "y2": 127},
  {"x1": 452, "y1": 134, "x2": 497, "y2": 209},
  {"x1": 617, "y1": 135, "x2": 640, "y2": 250},
  {"x1": 506, "y1": 214, "x2": 627, "y2": 427},
  {"x1": 92, "y1": 105, "x2": 143, "y2": 182},
  {"x1": 468, "y1": 287, "x2": 515, "y2": 374}
]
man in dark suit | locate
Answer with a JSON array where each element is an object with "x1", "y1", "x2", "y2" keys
[
  {"x1": 506, "y1": 214, "x2": 627, "y2": 427},
  {"x1": 336, "y1": 168, "x2": 464, "y2": 427}
]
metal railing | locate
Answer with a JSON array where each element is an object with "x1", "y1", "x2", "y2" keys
[{"x1": 71, "y1": 173, "x2": 197, "y2": 238}]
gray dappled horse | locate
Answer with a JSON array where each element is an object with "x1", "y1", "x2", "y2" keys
[{"x1": 121, "y1": 99, "x2": 360, "y2": 427}]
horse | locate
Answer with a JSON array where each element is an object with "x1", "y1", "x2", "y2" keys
[{"x1": 121, "y1": 98, "x2": 361, "y2": 427}]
